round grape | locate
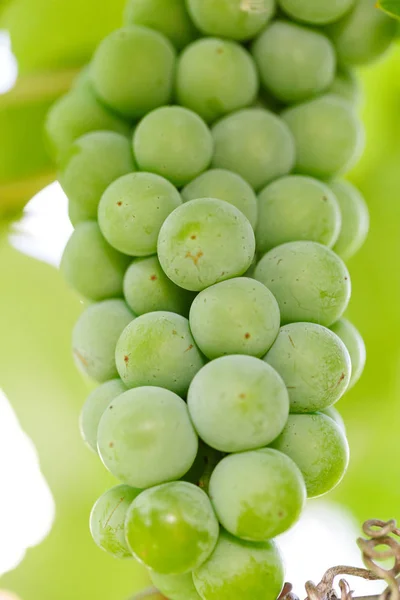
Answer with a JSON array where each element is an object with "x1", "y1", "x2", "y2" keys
[
  {"x1": 330, "y1": 180, "x2": 370, "y2": 261},
  {"x1": 279, "y1": 0, "x2": 354, "y2": 24},
  {"x1": 150, "y1": 572, "x2": 201, "y2": 600},
  {"x1": 176, "y1": 38, "x2": 259, "y2": 123},
  {"x1": 98, "y1": 387, "x2": 198, "y2": 488},
  {"x1": 133, "y1": 106, "x2": 213, "y2": 187},
  {"x1": 90, "y1": 26, "x2": 176, "y2": 119},
  {"x1": 331, "y1": 317, "x2": 366, "y2": 389},
  {"x1": 115, "y1": 311, "x2": 205, "y2": 395},
  {"x1": 188, "y1": 355, "x2": 289, "y2": 452},
  {"x1": 181, "y1": 169, "x2": 258, "y2": 229},
  {"x1": 282, "y1": 95, "x2": 364, "y2": 179},
  {"x1": 123, "y1": 256, "x2": 194, "y2": 317},
  {"x1": 61, "y1": 222, "x2": 130, "y2": 301},
  {"x1": 254, "y1": 241, "x2": 351, "y2": 326},
  {"x1": 79, "y1": 379, "x2": 126, "y2": 452},
  {"x1": 189, "y1": 278, "x2": 280, "y2": 359},
  {"x1": 211, "y1": 108, "x2": 295, "y2": 190},
  {"x1": 89, "y1": 484, "x2": 141, "y2": 558},
  {"x1": 157, "y1": 198, "x2": 255, "y2": 292},
  {"x1": 256, "y1": 175, "x2": 341, "y2": 254},
  {"x1": 209, "y1": 449, "x2": 305, "y2": 540},
  {"x1": 98, "y1": 172, "x2": 182, "y2": 256},
  {"x1": 186, "y1": 0, "x2": 274, "y2": 41},
  {"x1": 125, "y1": 481, "x2": 218, "y2": 574},
  {"x1": 264, "y1": 322, "x2": 351, "y2": 413},
  {"x1": 271, "y1": 413, "x2": 350, "y2": 497},
  {"x1": 59, "y1": 131, "x2": 135, "y2": 221},
  {"x1": 321, "y1": 406, "x2": 346, "y2": 431},
  {"x1": 193, "y1": 529, "x2": 284, "y2": 600},
  {"x1": 252, "y1": 20, "x2": 336, "y2": 104},
  {"x1": 72, "y1": 300, "x2": 134, "y2": 382},
  {"x1": 124, "y1": 0, "x2": 197, "y2": 49},
  {"x1": 68, "y1": 199, "x2": 93, "y2": 227}
]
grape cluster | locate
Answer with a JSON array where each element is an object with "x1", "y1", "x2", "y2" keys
[{"x1": 46, "y1": 0, "x2": 395, "y2": 598}]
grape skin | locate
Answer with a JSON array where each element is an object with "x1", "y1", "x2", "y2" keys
[
  {"x1": 331, "y1": 317, "x2": 366, "y2": 389},
  {"x1": 150, "y1": 571, "x2": 201, "y2": 600},
  {"x1": 330, "y1": 179, "x2": 370, "y2": 261},
  {"x1": 278, "y1": 0, "x2": 354, "y2": 25}
]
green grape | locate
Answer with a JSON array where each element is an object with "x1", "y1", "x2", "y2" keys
[
  {"x1": 189, "y1": 278, "x2": 280, "y2": 360},
  {"x1": 186, "y1": 0, "x2": 274, "y2": 41},
  {"x1": 59, "y1": 131, "x2": 135, "y2": 221},
  {"x1": 150, "y1": 572, "x2": 201, "y2": 600},
  {"x1": 271, "y1": 413, "x2": 350, "y2": 497},
  {"x1": 89, "y1": 484, "x2": 141, "y2": 559},
  {"x1": 321, "y1": 406, "x2": 346, "y2": 431},
  {"x1": 98, "y1": 172, "x2": 182, "y2": 256},
  {"x1": 97, "y1": 387, "x2": 198, "y2": 488},
  {"x1": 252, "y1": 20, "x2": 336, "y2": 104},
  {"x1": 45, "y1": 87, "x2": 130, "y2": 161},
  {"x1": 193, "y1": 529, "x2": 284, "y2": 600},
  {"x1": 123, "y1": 256, "x2": 194, "y2": 316},
  {"x1": 176, "y1": 38, "x2": 259, "y2": 124},
  {"x1": 279, "y1": 0, "x2": 354, "y2": 24},
  {"x1": 256, "y1": 175, "x2": 341, "y2": 254},
  {"x1": 331, "y1": 317, "x2": 366, "y2": 388},
  {"x1": 181, "y1": 169, "x2": 258, "y2": 229},
  {"x1": 181, "y1": 441, "x2": 222, "y2": 492},
  {"x1": 188, "y1": 355, "x2": 289, "y2": 452},
  {"x1": 68, "y1": 199, "x2": 93, "y2": 227},
  {"x1": 330, "y1": 180, "x2": 370, "y2": 261},
  {"x1": 211, "y1": 108, "x2": 295, "y2": 190},
  {"x1": 209, "y1": 449, "x2": 305, "y2": 541},
  {"x1": 79, "y1": 379, "x2": 126, "y2": 452},
  {"x1": 327, "y1": 68, "x2": 361, "y2": 104},
  {"x1": 72, "y1": 299, "x2": 134, "y2": 382},
  {"x1": 90, "y1": 26, "x2": 176, "y2": 119},
  {"x1": 125, "y1": 482, "x2": 219, "y2": 573},
  {"x1": 61, "y1": 222, "x2": 130, "y2": 301},
  {"x1": 133, "y1": 106, "x2": 213, "y2": 187},
  {"x1": 282, "y1": 95, "x2": 364, "y2": 179},
  {"x1": 115, "y1": 311, "x2": 205, "y2": 395},
  {"x1": 264, "y1": 322, "x2": 351, "y2": 413},
  {"x1": 124, "y1": 0, "x2": 197, "y2": 50},
  {"x1": 157, "y1": 198, "x2": 255, "y2": 292},
  {"x1": 254, "y1": 241, "x2": 351, "y2": 326},
  {"x1": 328, "y1": 0, "x2": 397, "y2": 66}
]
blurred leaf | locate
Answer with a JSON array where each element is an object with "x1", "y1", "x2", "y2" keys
[{"x1": 378, "y1": 0, "x2": 400, "y2": 19}]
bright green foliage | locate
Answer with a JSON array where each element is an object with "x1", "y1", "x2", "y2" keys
[
  {"x1": 72, "y1": 299, "x2": 134, "y2": 382},
  {"x1": 124, "y1": 0, "x2": 197, "y2": 49},
  {"x1": 150, "y1": 572, "x2": 201, "y2": 600},
  {"x1": 98, "y1": 172, "x2": 182, "y2": 256},
  {"x1": 331, "y1": 317, "x2": 366, "y2": 388},
  {"x1": 188, "y1": 355, "x2": 289, "y2": 452},
  {"x1": 327, "y1": 68, "x2": 361, "y2": 104},
  {"x1": 90, "y1": 26, "x2": 176, "y2": 119},
  {"x1": 79, "y1": 379, "x2": 126, "y2": 452},
  {"x1": 252, "y1": 20, "x2": 336, "y2": 104},
  {"x1": 271, "y1": 413, "x2": 350, "y2": 497},
  {"x1": 255, "y1": 241, "x2": 351, "y2": 326},
  {"x1": 157, "y1": 198, "x2": 255, "y2": 291},
  {"x1": 328, "y1": 0, "x2": 397, "y2": 66},
  {"x1": 330, "y1": 179, "x2": 370, "y2": 260},
  {"x1": 123, "y1": 256, "x2": 194, "y2": 316},
  {"x1": 115, "y1": 311, "x2": 205, "y2": 394},
  {"x1": 125, "y1": 482, "x2": 219, "y2": 573},
  {"x1": 181, "y1": 169, "x2": 258, "y2": 229},
  {"x1": 59, "y1": 131, "x2": 135, "y2": 222},
  {"x1": 89, "y1": 484, "x2": 141, "y2": 558},
  {"x1": 189, "y1": 278, "x2": 280, "y2": 359},
  {"x1": 186, "y1": 0, "x2": 274, "y2": 41},
  {"x1": 193, "y1": 529, "x2": 284, "y2": 600},
  {"x1": 176, "y1": 38, "x2": 259, "y2": 123},
  {"x1": 209, "y1": 450, "x2": 305, "y2": 540},
  {"x1": 256, "y1": 175, "x2": 341, "y2": 254},
  {"x1": 61, "y1": 222, "x2": 130, "y2": 300},
  {"x1": 211, "y1": 108, "x2": 295, "y2": 190},
  {"x1": 283, "y1": 94, "x2": 364, "y2": 179},
  {"x1": 97, "y1": 387, "x2": 198, "y2": 488},
  {"x1": 279, "y1": 0, "x2": 354, "y2": 24},
  {"x1": 133, "y1": 106, "x2": 213, "y2": 186},
  {"x1": 264, "y1": 322, "x2": 351, "y2": 412}
]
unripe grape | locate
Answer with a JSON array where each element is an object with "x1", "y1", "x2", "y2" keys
[
  {"x1": 331, "y1": 317, "x2": 366, "y2": 388},
  {"x1": 150, "y1": 572, "x2": 201, "y2": 600},
  {"x1": 279, "y1": 0, "x2": 354, "y2": 25},
  {"x1": 330, "y1": 179, "x2": 370, "y2": 261}
]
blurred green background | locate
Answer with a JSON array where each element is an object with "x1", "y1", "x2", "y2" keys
[{"x1": 1, "y1": 1, "x2": 400, "y2": 599}]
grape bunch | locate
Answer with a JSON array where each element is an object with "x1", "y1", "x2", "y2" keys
[{"x1": 46, "y1": 0, "x2": 395, "y2": 598}]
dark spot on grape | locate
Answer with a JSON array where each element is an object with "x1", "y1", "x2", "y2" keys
[
  {"x1": 345, "y1": 277, "x2": 348, "y2": 280},
  {"x1": 117, "y1": 201, "x2": 122, "y2": 206},
  {"x1": 184, "y1": 344, "x2": 194, "y2": 352},
  {"x1": 150, "y1": 274, "x2": 157, "y2": 281},
  {"x1": 244, "y1": 333, "x2": 251, "y2": 339},
  {"x1": 216, "y1": 47, "x2": 224, "y2": 55},
  {"x1": 109, "y1": 442, "x2": 114, "y2": 448},
  {"x1": 322, "y1": 196, "x2": 328, "y2": 202},
  {"x1": 288, "y1": 335, "x2": 295, "y2": 348},
  {"x1": 124, "y1": 355, "x2": 129, "y2": 364},
  {"x1": 278, "y1": 510, "x2": 284, "y2": 517},
  {"x1": 191, "y1": 235, "x2": 197, "y2": 240},
  {"x1": 239, "y1": 393, "x2": 246, "y2": 399},
  {"x1": 172, "y1": 330, "x2": 177, "y2": 335}
]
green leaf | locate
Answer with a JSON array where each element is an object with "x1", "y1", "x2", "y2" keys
[{"x1": 378, "y1": 0, "x2": 400, "y2": 19}]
